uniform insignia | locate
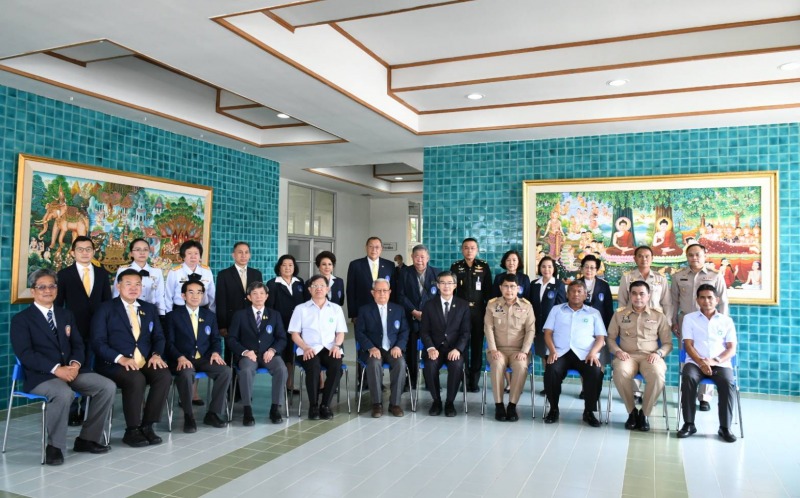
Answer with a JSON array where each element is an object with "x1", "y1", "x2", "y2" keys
[
  {"x1": 621, "y1": 315, "x2": 631, "y2": 323},
  {"x1": 547, "y1": 290, "x2": 555, "y2": 300},
  {"x1": 394, "y1": 320, "x2": 400, "y2": 329},
  {"x1": 65, "y1": 325, "x2": 71, "y2": 338},
  {"x1": 171, "y1": 265, "x2": 182, "y2": 271},
  {"x1": 205, "y1": 325, "x2": 211, "y2": 336},
  {"x1": 598, "y1": 293, "x2": 605, "y2": 301},
  {"x1": 267, "y1": 325, "x2": 273, "y2": 334},
  {"x1": 200, "y1": 264, "x2": 210, "y2": 269},
  {"x1": 148, "y1": 322, "x2": 154, "y2": 333},
  {"x1": 431, "y1": 286, "x2": 437, "y2": 295}
]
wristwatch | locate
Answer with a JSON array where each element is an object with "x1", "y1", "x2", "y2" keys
[{"x1": 656, "y1": 350, "x2": 664, "y2": 358}]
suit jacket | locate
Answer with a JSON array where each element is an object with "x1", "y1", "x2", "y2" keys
[
  {"x1": 419, "y1": 296, "x2": 471, "y2": 354},
  {"x1": 397, "y1": 265, "x2": 440, "y2": 332},
  {"x1": 55, "y1": 263, "x2": 112, "y2": 341},
  {"x1": 91, "y1": 298, "x2": 165, "y2": 376},
  {"x1": 530, "y1": 278, "x2": 567, "y2": 335},
  {"x1": 346, "y1": 257, "x2": 394, "y2": 318},
  {"x1": 327, "y1": 276, "x2": 345, "y2": 306},
  {"x1": 165, "y1": 306, "x2": 222, "y2": 363},
  {"x1": 266, "y1": 277, "x2": 307, "y2": 330},
  {"x1": 581, "y1": 277, "x2": 614, "y2": 329},
  {"x1": 215, "y1": 265, "x2": 263, "y2": 329},
  {"x1": 226, "y1": 307, "x2": 287, "y2": 358},
  {"x1": 354, "y1": 302, "x2": 409, "y2": 362},
  {"x1": 10, "y1": 305, "x2": 85, "y2": 391}
]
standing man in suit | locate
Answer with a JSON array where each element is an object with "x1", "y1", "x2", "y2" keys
[
  {"x1": 165, "y1": 280, "x2": 231, "y2": 433},
  {"x1": 226, "y1": 282, "x2": 288, "y2": 425},
  {"x1": 55, "y1": 235, "x2": 112, "y2": 425},
  {"x1": 347, "y1": 237, "x2": 394, "y2": 385},
  {"x1": 355, "y1": 278, "x2": 409, "y2": 418},
  {"x1": 113, "y1": 238, "x2": 167, "y2": 317},
  {"x1": 165, "y1": 240, "x2": 216, "y2": 313},
  {"x1": 420, "y1": 271, "x2": 471, "y2": 417},
  {"x1": 397, "y1": 244, "x2": 439, "y2": 391},
  {"x1": 450, "y1": 238, "x2": 492, "y2": 393},
  {"x1": 91, "y1": 269, "x2": 172, "y2": 447},
  {"x1": 11, "y1": 269, "x2": 115, "y2": 465}
]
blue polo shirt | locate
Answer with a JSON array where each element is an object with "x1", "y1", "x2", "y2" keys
[{"x1": 543, "y1": 303, "x2": 607, "y2": 360}]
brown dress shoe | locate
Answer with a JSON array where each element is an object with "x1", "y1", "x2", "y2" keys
[
  {"x1": 389, "y1": 405, "x2": 404, "y2": 417},
  {"x1": 371, "y1": 404, "x2": 383, "y2": 418}
]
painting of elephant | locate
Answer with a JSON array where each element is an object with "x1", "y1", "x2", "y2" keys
[{"x1": 34, "y1": 200, "x2": 89, "y2": 249}]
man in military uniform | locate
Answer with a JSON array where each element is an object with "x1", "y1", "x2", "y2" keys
[
  {"x1": 671, "y1": 243, "x2": 727, "y2": 411},
  {"x1": 483, "y1": 273, "x2": 535, "y2": 422},
  {"x1": 607, "y1": 281, "x2": 672, "y2": 431},
  {"x1": 165, "y1": 240, "x2": 216, "y2": 313},
  {"x1": 450, "y1": 238, "x2": 492, "y2": 392}
]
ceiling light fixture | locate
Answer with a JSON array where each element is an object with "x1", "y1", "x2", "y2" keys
[
  {"x1": 606, "y1": 79, "x2": 628, "y2": 87},
  {"x1": 466, "y1": 93, "x2": 484, "y2": 100},
  {"x1": 394, "y1": 176, "x2": 404, "y2": 180},
  {"x1": 276, "y1": 113, "x2": 290, "y2": 119},
  {"x1": 778, "y1": 62, "x2": 800, "y2": 71}
]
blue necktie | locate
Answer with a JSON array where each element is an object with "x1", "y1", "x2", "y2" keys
[
  {"x1": 47, "y1": 310, "x2": 57, "y2": 336},
  {"x1": 256, "y1": 310, "x2": 262, "y2": 330}
]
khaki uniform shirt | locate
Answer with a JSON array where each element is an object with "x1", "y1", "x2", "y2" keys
[
  {"x1": 607, "y1": 306, "x2": 672, "y2": 357},
  {"x1": 483, "y1": 297, "x2": 535, "y2": 353},
  {"x1": 670, "y1": 267, "x2": 728, "y2": 330},
  {"x1": 617, "y1": 269, "x2": 673, "y2": 326}
]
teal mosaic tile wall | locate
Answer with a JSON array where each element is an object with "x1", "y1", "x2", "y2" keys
[
  {"x1": 0, "y1": 84, "x2": 279, "y2": 404},
  {"x1": 423, "y1": 123, "x2": 799, "y2": 395}
]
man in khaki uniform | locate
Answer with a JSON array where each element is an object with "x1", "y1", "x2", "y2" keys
[
  {"x1": 484, "y1": 273, "x2": 535, "y2": 422},
  {"x1": 607, "y1": 281, "x2": 672, "y2": 432}
]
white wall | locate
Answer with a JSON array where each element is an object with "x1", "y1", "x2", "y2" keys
[{"x1": 368, "y1": 197, "x2": 410, "y2": 263}]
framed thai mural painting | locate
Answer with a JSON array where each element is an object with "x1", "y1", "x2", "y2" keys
[
  {"x1": 523, "y1": 172, "x2": 778, "y2": 305},
  {"x1": 12, "y1": 154, "x2": 213, "y2": 303}
]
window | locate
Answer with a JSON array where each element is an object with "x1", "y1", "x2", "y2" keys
[{"x1": 287, "y1": 184, "x2": 335, "y2": 279}]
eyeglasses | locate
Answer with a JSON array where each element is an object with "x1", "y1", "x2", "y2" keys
[
  {"x1": 73, "y1": 247, "x2": 94, "y2": 253},
  {"x1": 373, "y1": 289, "x2": 390, "y2": 293},
  {"x1": 582, "y1": 266, "x2": 597, "y2": 271},
  {"x1": 33, "y1": 284, "x2": 57, "y2": 291},
  {"x1": 309, "y1": 284, "x2": 327, "y2": 289},
  {"x1": 500, "y1": 284, "x2": 518, "y2": 290},
  {"x1": 437, "y1": 281, "x2": 456, "y2": 286}
]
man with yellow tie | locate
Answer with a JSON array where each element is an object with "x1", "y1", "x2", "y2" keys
[
  {"x1": 91, "y1": 269, "x2": 171, "y2": 448},
  {"x1": 165, "y1": 280, "x2": 231, "y2": 433}
]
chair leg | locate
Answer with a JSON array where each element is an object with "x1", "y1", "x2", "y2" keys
[
  {"x1": 605, "y1": 374, "x2": 613, "y2": 425},
  {"x1": 297, "y1": 370, "x2": 304, "y2": 418},
  {"x1": 345, "y1": 369, "x2": 351, "y2": 414},
  {"x1": 480, "y1": 370, "x2": 487, "y2": 416},
  {"x1": 357, "y1": 365, "x2": 366, "y2": 414},
  {"x1": 40, "y1": 402, "x2": 47, "y2": 465},
  {"x1": 676, "y1": 375, "x2": 683, "y2": 433},
  {"x1": 406, "y1": 366, "x2": 415, "y2": 412},
  {"x1": 529, "y1": 368, "x2": 535, "y2": 419},
  {"x1": 414, "y1": 367, "x2": 422, "y2": 412},
  {"x1": 228, "y1": 369, "x2": 236, "y2": 423},
  {"x1": 735, "y1": 388, "x2": 744, "y2": 438},
  {"x1": 662, "y1": 387, "x2": 669, "y2": 431},
  {"x1": 2, "y1": 389, "x2": 14, "y2": 453},
  {"x1": 462, "y1": 366, "x2": 468, "y2": 414},
  {"x1": 166, "y1": 381, "x2": 175, "y2": 432}
]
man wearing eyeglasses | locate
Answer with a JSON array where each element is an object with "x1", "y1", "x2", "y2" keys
[{"x1": 11, "y1": 269, "x2": 115, "y2": 465}]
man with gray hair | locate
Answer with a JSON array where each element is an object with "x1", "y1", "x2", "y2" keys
[{"x1": 11, "y1": 269, "x2": 116, "y2": 465}]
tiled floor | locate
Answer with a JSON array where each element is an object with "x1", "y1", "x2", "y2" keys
[{"x1": 1, "y1": 367, "x2": 798, "y2": 498}]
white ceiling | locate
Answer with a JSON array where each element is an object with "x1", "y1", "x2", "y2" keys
[{"x1": 1, "y1": 0, "x2": 799, "y2": 197}]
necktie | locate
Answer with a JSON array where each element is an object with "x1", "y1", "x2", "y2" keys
[
  {"x1": 418, "y1": 272, "x2": 425, "y2": 295},
  {"x1": 380, "y1": 305, "x2": 390, "y2": 350},
  {"x1": 239, "y1": 268, "x2": 247, "y2": 292},
  {"x1": 444, "y1": 301, "x2": 450, "y2": 323},
  {"x1": 188, "y1": 273, "x2": 201, "y2": 282},
  {"x1": 82, "y1": 266, "x2": 91, "y2": 296},
  {"x1": 138, "y1": 269, "x2": 150, "y2": 278},
  {"x1": 46, "y1": 309, "x2": 57, "y2": 336},
  {"x1": 371, "y1": 260, "x2": 378, "y2": 281},
  {"x1": 190, "y1": 310, "x2": 200, "y2": 359},
  {"x1": 256, "y1": 310, "x2": 262, "y2": 330},
  {"x1": 127, "y1": 304, "x2": 145, "y2": 368}
]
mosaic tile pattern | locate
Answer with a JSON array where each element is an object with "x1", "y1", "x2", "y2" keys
[
  {"x1": 0, "y1": 84, "x2": 279, "y2": 406},
  {"x1": 423, "y1": 123, "x2": 800, "y2": 395}
]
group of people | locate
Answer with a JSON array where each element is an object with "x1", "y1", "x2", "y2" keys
[{"x1": 10, "y1": 234, "x2": 739, "y2": 467}]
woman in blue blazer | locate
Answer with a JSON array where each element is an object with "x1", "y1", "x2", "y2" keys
[
  {"x1": 315, "y1": 251, "x2": 344, "y2": 306},
  {"x1": 530, "y1": 256, "x2": 567, "y2": 393}
]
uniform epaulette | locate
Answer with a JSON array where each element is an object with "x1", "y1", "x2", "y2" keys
[
  {"x1": 199, "y1": 264, "x2": 210, "y2": 270},
  {"x1": 171, "y1": 265, "x2": 183, "y2": 271},
  {"x1": 91, "y1": 260, "x2": 102, "y2": 267},
  {"x1": 616, "y1": 306, "x2": 630, "y2": 314},
  {"x1": 519, "y1": 297, "x2": 531, "y2": 305},
  {"x1": 488, "y1": 297, "x2": 499, "y2": 304}
]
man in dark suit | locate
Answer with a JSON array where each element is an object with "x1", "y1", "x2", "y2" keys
[
  {"x1": 215, "y1": 242, "x2": 263, "y2": 338},
  {"x1": 54, "y1": 235, "x2": 112, "y2": 425},
  {"x1": 11, "y1": 269, "x2": 115, "y2": 465},
  {"x1": 419, "y1": 270, "x2": 471, "y2": 417},
  {"x1": 397, "y1": 244, "x2": 439, "y2": 390},
  {"x1": 91, "y1": 269, "x2": 172, "y2": 448},
  {"x1": 165, "y1": 280, "x2": 231, "y2": 433},
  {"x1": 226, "y1": 282, "x2": 288, "y2": 425},
  {"x1": 355, "y1": 278, "x2": 409, "y2": 418}
]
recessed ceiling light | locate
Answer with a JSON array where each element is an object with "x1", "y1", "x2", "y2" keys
[
  {"x1": 606, "y1": 79, "x2": 628, "y2": 87},
  {"x1": 466, "y1": 93, "x2": 484, "y2": 100},
  {"x1": 394, "y1": 176, "x2": 404, "y2": 180},
  {"x1": 276, "y1": 113, "x2": 290, "y2": 119},
  {"x1": 778, "y1": 62, "x2": 800, "y2": 71}
]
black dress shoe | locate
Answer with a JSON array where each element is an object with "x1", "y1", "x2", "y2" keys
[
  {"x1": 578, "y1": 390, "x2": 585, "y2": 400},
  {"x1": 429, "y1": 400, "x2": 442, "y2": 416},
  {"x1": 583, "y1": 411, "x2": 601, "y2": 427},
  {"x1": 243, "y1": 406, "x2": 255, "y2": 426},
  {"x1": 192, "y1": 399, "x2": 205, "y2": 406},
  {"x1": 677, "y1": 423, "x2": 697, "y2": 438},
  {"x1": 699, "y1": 401, "x2": 711, "y2": 411},
  {"x1": 494, "y1": 403, "x2": 507, "y2": 421},
  {"x1": 625, "y1": 408, "x2": 640, "y2": 430},
  {"x1": 45, "y1": 444, "x2": 64, "y2": 465},
  {"x1": 444, "y1": 402, "x2": 457, "y2": 417},
  {"x1": 319, "y1": 405, "x2": 334, "y2": 420},
  {"x1": 638, "y1": 411, "x2": 650, "y2": 432},
  {"x1": 538, "y1": 389, "x2": 546, "y2": 396},
  {"x1": 467, "y1": 385, "x2": 480, "y2": 393},
  {"x1": 505, "y1": 403, "x2": 519, "y2": 422},
  {"x1": 140, "y1": 424, "x2": 163, "y2": 445},
  {"x1": 718, "y1": 427, "x2": 737, "y2": 443},
  {"x1": 122, "y1": 427, "x2": 149, "y2": 448},
  {"x1": 290, "y1": 388, "x2": 301, "y2": 395},
  {"x1": 203, "y1": 412, "x2": 227, "y2": 428},
  {"x1": 269, "y1": 408, "x2": 283, "y2": 424},
  {"x1": 68, "y1": 412, "x2": 83, "y2": 427},
  {"x1": 544, "y1": 409, "x2": 559, "y2": 424},
  {"x1": 73, "y1": 437, "x2": 110, "y2": 454},
  {"x1": 183, "y1": 415, "x2": 197, "y2": 433},
  {"x1": 308, "y1": 404, "x2": 320, "y2": 420}
]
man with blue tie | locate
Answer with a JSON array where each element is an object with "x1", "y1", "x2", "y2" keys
[
  {"x1": 355, "y1": 278, "x2": 409, "y2": 418},
  {"x1": 226, "y1": 282, "x2": 288, "y2": 425},
  {"x1": 165, "y1": 280, "x2": 231, "y2": 433},
  {"x1": 11, "y1": 269, "x2": 115, "y2": 465},
  {"x1": 91, "y1": 269, "x2": 172, "y2": 447}
]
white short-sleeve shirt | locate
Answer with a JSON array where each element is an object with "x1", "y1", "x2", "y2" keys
[{"x1": 288, "y1": 299, "x2": 348, "y2": 355}]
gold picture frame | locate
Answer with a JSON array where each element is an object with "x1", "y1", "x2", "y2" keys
[
  {"x1": 523, "y1": 171, "x2": 778, "y2": 305},
  {"x1": 12, "y1": 154, "x2": 213, "y2": 303}
]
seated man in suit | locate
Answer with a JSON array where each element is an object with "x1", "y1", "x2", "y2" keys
[
  {"x1": 165, "y1": 280, "x2": 231, "y2": 433},
  {"x1": 91, "y1": 269, "x2": 172, "y2": 447},
  {"x1": 355, "y1": 278, "x2": 409, "y2": 418},
  {"x1": 11, "y1": 269, "x2": 115, "y2": 465},
  {"x1": 226, "y1": 281, "x2": 288, "y2": 425},
  {"x1": 419, "y1": 271, "x2": 471, "y2": 417},
  {"x1": 542, "y1": 279, "x2": 607, "y2": 427}
]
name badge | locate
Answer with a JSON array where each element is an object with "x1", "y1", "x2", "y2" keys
[
  {"x1": 598, "y1": 292, "x2": 605, "y2": 302},
  {"x1": 431, "y1": 286, "x2": 437, "y2": 295},
  {"x1": 337, "y1": 290, "x2": 342, "y2": 299},
  {"x1": 476, "y1": 279, "x2": 482, "y2": 291},
  {"x1": 547, "y1": 290, "x2": 555, "y2": 300}
]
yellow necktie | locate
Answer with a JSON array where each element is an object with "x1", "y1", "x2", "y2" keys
[
  {"x1": 239, "y1": 267, "x2": 247, "y2": 292},
  {"x1": 127, "y1": 304, "x2": 145, "y2": 368},
  {"x1": 191, "y1": 310, "x2": 201, "y2": 359},
  {"x1": 371, "y1": 261, "x2": 378, "y2": 281},
  {"x1": 82, "y1": 266, "x2": 91, "y2": 296}
]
